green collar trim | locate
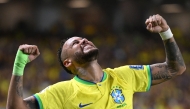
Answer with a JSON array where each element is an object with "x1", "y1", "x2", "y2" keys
[
  {"x1": 101, "y1": 72, "x2": 107, "y2": 81},
  {"x1": 74, "y1": 72, "x2": 107, "y2": 85}
]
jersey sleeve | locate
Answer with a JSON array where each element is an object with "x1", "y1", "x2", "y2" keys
[
  {"x1": 111, "y1": 65, "x2": 152, "y2": 92},
  {"x1": 34, "y1": 86, "x2": 54, "y2": 109},
  {"x1": 34, "y1": 83, "x2": 66, "y2": 109}
]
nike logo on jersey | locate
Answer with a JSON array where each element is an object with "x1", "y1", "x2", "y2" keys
[{"x1": 79, "y1": 103, "x2": 92, "y2": 108}]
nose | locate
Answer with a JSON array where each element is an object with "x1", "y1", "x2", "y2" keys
[{"x1": 80, "y1": 38, "x2": 88, "y2": 44}]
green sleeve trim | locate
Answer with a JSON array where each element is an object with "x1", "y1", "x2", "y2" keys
[
  {"x1": 146, "y1": 65, "x2": 152, "y2": 91},
  {"x1": 34, "y1": 94, "x2": 43, "y2": 109}
]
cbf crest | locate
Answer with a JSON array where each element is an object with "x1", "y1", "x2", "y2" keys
[{"x1": 110, "y1": 86, "x2": 125, "y2": 104}]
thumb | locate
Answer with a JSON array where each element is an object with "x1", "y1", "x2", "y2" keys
[
  {"x1": 147, "y1": 23, "x2": 153, "y2": 32},
  {"x1": 28, "y1": 53, "x2": 40, "y2": 62},
  {"x1": 28, "y1": 48, "x2": 40, "y2": 62}
]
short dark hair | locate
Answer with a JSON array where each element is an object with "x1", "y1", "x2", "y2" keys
[{"x1": 57, "y1": 39, "x2": 73, "y2": 74}]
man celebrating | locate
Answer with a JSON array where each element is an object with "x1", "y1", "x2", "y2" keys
[{"x1": 6, "y1": 14, "x2": 186, "y2": 109}]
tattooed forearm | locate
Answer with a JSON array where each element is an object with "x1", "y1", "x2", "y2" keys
[
  {"x1": 151, "y1": 38, "x2": 186, "y2": 85},
  {"x1": 164, "y1": 40, "x2": 185, "y2": 67},
  {"x1": 15, "y1": 76, "x2": 23, "y2": 97}
]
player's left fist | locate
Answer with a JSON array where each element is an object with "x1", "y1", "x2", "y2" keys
[{"x1": 145, "y1": 14, "x2": 169, "y2": 33}]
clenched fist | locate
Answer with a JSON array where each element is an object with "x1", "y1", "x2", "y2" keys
[
  {"x1": 18, "y1": 44, "x2": 40, "y2": 62},
  {"x1": 145, "y1": 14, "x2": 169, "y2": 33}
]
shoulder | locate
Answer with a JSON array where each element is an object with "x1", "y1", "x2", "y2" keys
[
  {"x1": 103, "y1": 65, "x2": 132, "y2": 74},
  {"x1": 40, "y1": 80, "x2": 74, "y2": 93},
  {"x1": 53, "y1": 80, "x2": 73, "y2": 86},
  {"x1": 103, "y1": 65, "x2": 150, "y2": 80},
  {"x1": 52, "y1": 80, "x2": 75, "y2": 90},
  {"x1": 104, "y1": 65, "x2": 149, "y2": 72}
]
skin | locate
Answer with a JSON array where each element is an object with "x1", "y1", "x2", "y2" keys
[
  {"x1": 62, "y1": 37, "x2": 102, "y2": 82},
  {"x1": 145, "y1": 14, "x2": 186, "y2": 85},
  {"x1": 6, "y1": 14, "x2": 186, "y2": 109},
  {"x1": 7, "y1": 45, "x2": 40, "y2": 109}
]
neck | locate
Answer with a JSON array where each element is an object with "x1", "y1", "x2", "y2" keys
[{"x1": 75, "y1": 60, "x2": 103, "y2": 83}]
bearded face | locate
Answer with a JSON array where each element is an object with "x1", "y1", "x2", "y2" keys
[
  {"x1": 73, "y1": 47, "x2": 99, "y2": 64},
  {"x1": 63, "y1": 37, "x2": 99, "y2": 65}
]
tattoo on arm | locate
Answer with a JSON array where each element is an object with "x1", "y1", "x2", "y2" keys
[
  {"x1": 151, "y1": 65, "x2": 172, "y2": 80},
  {"x1": 151, "y1": 39, "x2": 185, "y2": 84},
  {"x1": 15, "y1": 76, "x2": 23, "y2": 97},
  {"x1": 14, "y1": 76, "x2": 39, "y2": 109},
  {"x1": 164, "y1": 40, "x2": 185, "y2": 67},
  {"x1": 152, "y1": 71, "x2": 172, "y2": 80}
]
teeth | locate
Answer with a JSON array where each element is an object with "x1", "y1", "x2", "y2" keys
[{"x1": 84, "y1": 45, "x2": 91, "y2": 49}]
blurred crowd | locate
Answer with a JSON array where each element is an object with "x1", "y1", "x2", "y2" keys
[{"x1": 0, "y1": 0, "x2": 190, "y2": 109}]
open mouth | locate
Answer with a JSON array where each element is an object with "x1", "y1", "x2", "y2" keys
[
  {"x1": 82, "y1": 44, "x2": 94, "y2": 53},
  {"x1": 83, "y1": 44, "x2": 93, "y2": 50}
]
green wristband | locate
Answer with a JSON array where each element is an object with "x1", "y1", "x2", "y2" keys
[{"x1": 13, "y1": 50, "x2": 29, "y2": 76}]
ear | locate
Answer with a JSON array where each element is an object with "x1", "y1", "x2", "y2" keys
[{"x1": 63, "y1": 59, "x2": 72, "y2": 68}]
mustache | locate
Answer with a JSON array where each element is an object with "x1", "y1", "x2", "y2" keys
[{"x1": 74, "y1": 49, "x2": 99, "y2": 64}]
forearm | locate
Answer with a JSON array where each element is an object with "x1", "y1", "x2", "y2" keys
[
  {"x1": 7, "y1": 45, "x2": 40, "y2": 109},
  {"x1": 146, "y1": 14, "x2": 186, "y2": 85},
  {"x1": 150, "y1": 37, "x2": 186, "y2": 85},
  {"x1": 7, "y1": 50, "x2": 31, "y2": 109},
  {"x1": 7, "y1": 75, "x2": 28, "y2": 109},
  {"x1": 7, "y1": 75, "x2": 39, "y2": 109},
  {"x1": 163, "y1": 37, "x2": 186, "y2": 75}
]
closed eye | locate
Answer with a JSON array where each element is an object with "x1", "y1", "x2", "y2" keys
[{"x1": 72, "y1": 40, "x2": 79, "y2": 46}]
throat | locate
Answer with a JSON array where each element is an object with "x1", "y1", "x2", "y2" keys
[{"x1": 77, "y1": 69, "x2": 104, "y2": 83}]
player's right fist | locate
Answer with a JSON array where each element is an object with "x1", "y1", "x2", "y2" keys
[{"x1": 18, "y1": 44, "x2": 40, "y2": 62}]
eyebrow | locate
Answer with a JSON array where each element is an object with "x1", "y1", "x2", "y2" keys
[
  {"x1": 71, "y1": 37, "x2": 84, "y2": 44},
  {"x1": 68, "y1": 37, "x2": 83, "y2": 48}
]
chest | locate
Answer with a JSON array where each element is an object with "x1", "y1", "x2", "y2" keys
[{"x1": 63, "y1": 77, "x2": 134, "y2": 109}]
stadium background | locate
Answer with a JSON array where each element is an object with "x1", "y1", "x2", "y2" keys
[{"x1": 0, "y1": 0, "x2": 190, "y2": 108}]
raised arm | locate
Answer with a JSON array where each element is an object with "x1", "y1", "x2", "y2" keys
[
  {"x1": 6, "y1": 44, "x2": 40, "y2": 109},
  {"x1": 145, "y1": 14, "x2": 186, "y2": 85}
]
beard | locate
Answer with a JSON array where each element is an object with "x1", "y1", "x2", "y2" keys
[{"x1": 73, "y1": 48, "x2": 99, "y2": 64}]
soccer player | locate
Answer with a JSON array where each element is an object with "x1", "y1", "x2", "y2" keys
[{"x1": 6, "y1": 14, "x2": 186, "y2": 109}]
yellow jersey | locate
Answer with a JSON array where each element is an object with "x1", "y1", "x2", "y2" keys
[{"x1": 34, "y1": 65, "x2": 152, "y2": 109}]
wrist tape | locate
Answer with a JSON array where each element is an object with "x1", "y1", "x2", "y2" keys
[
  {"x1": 13, "y1": 50, "x2": 29, "y2": 76},
  {"x1": 159, "y1": 28, "x2": 173, "y2": 40}
]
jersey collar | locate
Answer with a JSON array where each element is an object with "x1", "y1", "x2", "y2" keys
[{"x1": 74, "y1": 72, "x2": 107, "y2": 85}]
